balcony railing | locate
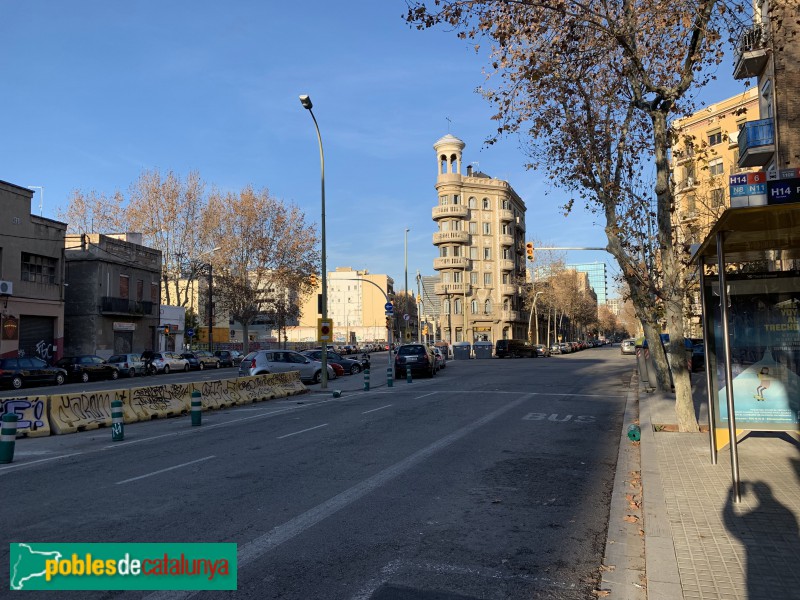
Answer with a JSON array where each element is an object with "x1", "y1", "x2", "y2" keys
[
  {"x1": 498, "y1": 234, "x2": 514, "y2": 246},
  {"x1": 500, "y1": 310, "x2": 519, "y2": 322},
  {"x1": 738, "y1": 118, "x2": 775, "y2": 168},
  {"x1": 733, "y1": 23, "x2": 769, "y2": 80},
  {"x1": 435, "y1": 282, "x2": 471, "y2": 296},
  {"x1": 433, "y1": 256, "x2": 470, "y2": 270},
  {"x1": 432, "y1": 231, "x2": 470, "y2": 245},
  {"x1": 500, "y1": 284, "x2": 517, "y2": 296},
  {"x1": 101, "y1": 296, "x2": 155, "y2": 316},
  {"x1": 498, "y1": 259, "x2": 515, "y2": 272},
  {"x1": 497, "y1": 209, "x2": 514, "y2": 222},
  {"x1": 432, "y1": 205, "x2": 469, "y2": 220}
]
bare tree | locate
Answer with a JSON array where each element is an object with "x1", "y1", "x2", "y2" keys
[
  {"x1": 58, "y1": 189, "x2": 126, "y2": 235},
  {"x1": 405, "y1": 0, "x2": 757, "y2": 430}
]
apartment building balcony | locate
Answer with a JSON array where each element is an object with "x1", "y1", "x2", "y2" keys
[
  {"x1": 101, "y1": 297, "x2": 155, "y2": 316},
  {"x1": 433, "y1": 256, "x2": 470, "y2": 271},
  {"x1": 433, "y1": 231, "x2": 470, "y2": 245},
  {"x1": 498, "y1": 259, "x2": 515, "y2": 272},
  {"x1": 500, "y1": 310, "x2": 519, "y2": 322},
  {"x1": 435, "y1": 282, "x2": 471, "y2": 295},
  {"x1": 676, "y1": 176, "x2": 699, "y2": 191},
  {"x1": 432, "y1": 205, "x2": 469, "y2": 220},
  {"x1": 497, "y1": 209, "x2": 514, "y2": 222},
  {"x1": 498, "y1": 234, "x2": 514, "y2": 247},
  {"x1": 738, "y1": 118, "x2": 775, "y2": 168},
  {"x1": 499, "y1": 284, "x2": 517, "y2": 296},
  {"x1": 733, "y1": 23, "x2": 769, "y2": 80},
  {"x1": 679, "y1": 211, "x2": 698, "y2": 223}
]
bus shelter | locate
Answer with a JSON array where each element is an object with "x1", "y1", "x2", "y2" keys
[{"x1": 692, "y1": 204, "x2": 800, "y2": 502}]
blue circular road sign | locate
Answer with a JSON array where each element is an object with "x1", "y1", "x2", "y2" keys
[
  {"x1": 384, "y1": 302, "x2": 393, "y2": 312},
  {"x1": 187, "y1": 328, "x2": 195, "y2": 337}
]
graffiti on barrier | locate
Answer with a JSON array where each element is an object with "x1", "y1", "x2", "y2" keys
[
  {"x1": 1, "y1": 397, "x2": 46, "y2": 431},
  {"x1": 130, "y1": 384, "x2": 191, "y2": 414},
  {"x1": 52, "y1": 392, "x2": 115, "y2": 427},
  {"x1": 198, "y1": 379, "x2": 243, "y2": 408}
]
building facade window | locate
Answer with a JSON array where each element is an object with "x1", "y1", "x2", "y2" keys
[
  {"x1": 711, "y1": 188, "x2": 725, "y2": 207},
  {"x1": 686, "y1": 194, "x2": 696, "y2": 213},
  {"x1": 453, "y1": 194, "x2": 460, "y2": 204},
  {"x1": 119, "y1": 275, "x2": 130, "y2": 299},
  {"x1": 502, "y1": 199, "x2": 511, "y2": 210},
  {"x1": 454, "y1": 299, "x2": 462, "y2": 314},
  {"x1": 482, "y1": 222, "x2": 491, "y2": 235},
  {"x1": 709, "y1": 158, "x2": 724, "y2": 176},
  {"x1": 21, "y1": 253, "x2": 57, "y2": 284},
  {"x1": 468, "y1": 196, "x2": 477, "y2": 208},
  {"x1": 484, "y1": 299, "x2": 492, "y2": 314},
  {"x1": 471, "y1": 300, "x2": 478, "y2": 314},
  {"x1": 483, "y1": 248, "x2": 491, "y2": 260},
  {"x1": 440, "y1": 195, "x2": 449, "y2": 206},
  {"x1": 470, "y1": 272, "x2": 478, "y2": 284},
  {"x1": 484, "y1": 273, "x2": 492, "y2": 285},
  {"x1": 469, "y1": 222, "x2": 477, "y2": 234},
  {"x1": 453, "y1": 271, "x2": 462, "y2": 283},
  {"x1": 469, "y1": 247, "x2": 478, "y2": 259},
  {"x1": 708, "y1": 130, "x2": 722, "y2": 146},
  {"x1": 482, "y1": 198, "x2": 490, "y2": 210}
]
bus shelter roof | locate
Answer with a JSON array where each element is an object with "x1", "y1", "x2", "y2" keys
[{"x1": 691, "y1": 204, "x2": 800, "y2": 266}]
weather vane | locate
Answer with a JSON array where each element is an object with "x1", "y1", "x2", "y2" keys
[{"x1": 446, "y1": 116, "x2": 452, "y2": 132}]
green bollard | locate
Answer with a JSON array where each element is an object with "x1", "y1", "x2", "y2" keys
[
  {"x1": 406, "y1": 365, "x2": 413, "y2": 383},
  {"x1": 364, "y1": 368, "x2": 370, "y2": 391},
  {"x1": 332, "y1": 390, "x2": 342, "y2": 398},
  {"x1": 1, "y1": 413, "x2": 19, "y2": 464},
  {"x1": 111, "y1": 398, "x2": 124, "y2": 441},
  {"x1": 191, "y1": 390, "x2": 202, "y2": 426},
  {"x1": 387, "y1": 367, "x2": 393, "y2": 388},
  {"x1": 627, "y1": 424, "x2": 641, "y2": 442}
]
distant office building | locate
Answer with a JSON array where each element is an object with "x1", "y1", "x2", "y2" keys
[
  {"x1": 432, "y1": 134, "x2": 528, "y2": 343},
  {"x1": 567, "y1": 262, "x2": 608, "y2": 305},
  {"x1": 606, "y1": 298, "x2": 623, "y2": 316}
]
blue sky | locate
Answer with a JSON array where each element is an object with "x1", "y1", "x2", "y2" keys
[{"x1": 1, "y1": 1, "x2": 747, "y2": 298}]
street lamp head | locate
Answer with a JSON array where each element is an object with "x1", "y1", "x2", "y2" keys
[{"x1": 299, "y1": 95, "x2": 313, "y2": 110}]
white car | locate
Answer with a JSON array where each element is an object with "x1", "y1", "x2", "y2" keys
[
  {"x1": 620, "y1": 339, "x2": 637, "y2": 355},
  {"x1": 431, "y1": 346, "x2": 447, "y2": 369},
  {"x1": 238, "y1": 349, "x2": 335, "y2": 384}
]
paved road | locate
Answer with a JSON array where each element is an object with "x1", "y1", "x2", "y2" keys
[{"x1": 2, "y1": 346, "x2": 636, "y2": 599}]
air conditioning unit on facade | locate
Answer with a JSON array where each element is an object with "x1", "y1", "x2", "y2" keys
[{"x1": 0, "y1": 281, "x2": 12, "y2": 295}]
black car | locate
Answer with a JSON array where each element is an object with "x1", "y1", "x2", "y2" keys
[
  {"x1": 394, "y1": 344, "x2": 436, "y2": 378},
  {"x1": 0, "y1": 357, "x2": 68, "y2": 390},
  {"x1": 301, "y1": 349, "x2": 364, "y2": 375},
  {"x1": 495, "y1": 339, "x2": 536, "y2": 358},
  {"x1": 55, "y1": 355, "x2": 120, "y2": 383},
  {"x1": 214, "y1": 350, "x2": 242, "y2": 368}
]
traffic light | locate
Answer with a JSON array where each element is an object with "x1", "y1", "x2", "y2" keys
[
  {"x1": 385, "y1": 316, "x2": 392, "y2": 329},
  {"x1": 162, "y1": 324, "x2": 171, "y2": 335},
  {"x1": 525, "y1": 242, "x2": 535, "y2": 262},
  {"x1": 309, "y1": 273, "x2": 319, "y2": 288}
]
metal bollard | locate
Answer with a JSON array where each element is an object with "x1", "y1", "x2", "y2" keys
[
  {"x1": 191, "y1": 390, "x2": 202, "y2": 426},
  {"x1": 111, "y1": 398, "x2": 124, "y2": 441},
  {"x1": 387, "y1": 367, "x2": 393, "y2": 388},
  {"x1": 406, "y1": 365, "x2": 413, "y2": 383},
  {"x1": 364, "y1": 368, "x2": 370, "y2": 391},
  {"x1": 0, "y1": 413, "x2": 19, "y2": 464}
]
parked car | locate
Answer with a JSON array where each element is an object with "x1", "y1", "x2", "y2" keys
[
  {"x1": 431, "y1": 346, "x2": 447, "y2": 369},
  {"x1": 56, "y1": 355, "x2": 120, "y2": 383},
  {"x1": 534, "y1": 344, "x2": 551, "y2": 357},
  {"x1": 107, "y1": 353, "x2": 145, "y2": 377},
  {"x1": 181, "y1": 351, "x2": 220, "y2": 370},
  {"x1": 549, "y1": 343, "x2": 561, "y2": 355},
  {"x1": 394, "y1": 344, "x2": 437, "y2": 378},
  {"x1": 329, "y1": 362, "x2": 343, "y2": 378},
  {"x1": 301, "y1": 349, "x2": 363, "y2": 375},
  {"x1": 238, "y1": 349, "x2": 335, "y2": 384},
  {"x1": 620, "y1": 338, "x2": 637, "y2": 355},
  {"x1": 149, "y1": 352, "x2": 190, "y2": 374},
  {"x1": 214, "y1": 350, "x2": 243, "y2": 367},
  {"x1": 0, "y1": 357, "x2": 67, "y2": 389},
  {"x1": 495, "y1": 339, "x2": 536, "y2": 358}
]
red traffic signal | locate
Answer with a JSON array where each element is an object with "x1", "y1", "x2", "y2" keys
[{"x1": 525, "y1": 242, "x2": 535, "y2": 261}]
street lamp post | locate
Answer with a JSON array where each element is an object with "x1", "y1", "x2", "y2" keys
[
  {"x1": 299, "y1": 94, "x2": 329, "y2": 388},
  {"x1": 196, "y1": 247, "x2": 220, "y2": 353},
  {"x1": 404, "y1": 227, "x2": 410, "y2": 342}
]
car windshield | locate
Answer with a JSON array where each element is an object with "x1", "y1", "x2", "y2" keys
[{"x1": 398, "y1": 346, "x2": 424, "y2": 356}]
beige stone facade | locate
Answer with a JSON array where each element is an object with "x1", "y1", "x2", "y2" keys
[{"x1": 432, "y1": 134, "x2": 528, "y2": 343}]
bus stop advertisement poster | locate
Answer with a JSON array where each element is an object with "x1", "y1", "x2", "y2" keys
[{"x1": 705, "y1": 271, "x2": 800, "y2": 430}]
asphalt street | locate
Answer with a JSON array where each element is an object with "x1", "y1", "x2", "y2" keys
[{"x1": 2, "y1": 346, "x2": 635, "y2": 599}]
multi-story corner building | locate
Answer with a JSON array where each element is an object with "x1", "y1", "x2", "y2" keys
[
  {"x1": 566, "y1": 262, "x2": 608, "y2": 306},
  {"x1": 64, "y1": 233, "x2": 161, "y2": 357},
  {"x1": 432, "y1": 134, "x2": 528, "y2": 343},
  {"x1": 290, "y1": 268, "x2": 395, "y2": 344},
  {"x1": 733, "y1": 0, "x2": 799, "y2": 178},
  {"x1": 0, "y1": 181, "x2": 67, "y2": 362}
]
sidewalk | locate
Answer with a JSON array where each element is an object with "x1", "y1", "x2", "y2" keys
[{"x1": 633, "y1": 372, "x2": 800, "y2": 599}]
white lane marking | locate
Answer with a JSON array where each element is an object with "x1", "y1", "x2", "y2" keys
[
  {"x1": 236, "y1": 394, "x2": 534, "y2": 567},
  {"x1": 414, "y1": 392, "x2": 436, "y2": 399},
  {"x1": 276, "y1": 423, "x2": 328, "y2": 439},
  {"x1": 116, "y1": 455, "x2": 215, "y2": 485},
  {"x1": 362, "y1": 405, "x2": 392, "y2": 415},
  {"x1": 0, "y1": 452, "x2": 84, "y2": 474}
]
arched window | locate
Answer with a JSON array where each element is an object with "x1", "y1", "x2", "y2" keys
[
  {"x1": 471, "y1": 300, "x2": 478, "y2": 314},
  {"x1": 450, "y1": 154, "x2": 458, "y2": 173},
  {"x1": 502, "y1": 199, "x2": 511, "y2": 210},
  {"x1": 482, "y1": 198, "x2": 490, "y2": 210},
  {"x1": 468, "y1": 196, "x2": 477, "y2": 208},
  {"x1": 484, "y1": 299, "x2": 492, "y2": 314},
  {"x1": 454, "y1": 299, "x2": 463, "y2": 314},
  {"x1": 440, "y1": 155, "x2": 448, "y2": 174},
  {"x1": 503, "y1": 299, "x2": 510, "y2": 311}
]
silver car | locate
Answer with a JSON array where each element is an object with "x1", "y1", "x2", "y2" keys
[
  {"x1": 107, "y1": 353, "x2": 145, "y2": 377},
  {"x1": 151, "y1": 351, "x2": 190, "y2": 374},
  {"x1": 238, "y1": 349, "x2": 335, "y2": 384}
]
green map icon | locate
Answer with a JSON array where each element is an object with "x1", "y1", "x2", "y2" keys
[{"x1": 10, "y1": 543, "x2": 63, "y2": 590}]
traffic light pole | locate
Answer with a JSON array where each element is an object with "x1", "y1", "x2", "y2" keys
[{"x1": 339, "y1": 277, "x2": 395, "y2": 379}]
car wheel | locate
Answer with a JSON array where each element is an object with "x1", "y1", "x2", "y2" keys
[
  {"x1": 11, "y1": 375, "x2": 23, "y2": 390},
  {"x1": 313, "y1": 370, "x2": 322, "y2": 384},
  {"x1": 199, "y1": 362, "x2": 204, "y2": 371},
  {"x1": 110, "y1": 369, "x2": 119, "y2": 380},
  {"x1": 55, "y1": 373, "x2": 66, "y2": 386},
  {"x1": 81, "y1": 371, "x2": 90, "y2": 383},
  {"x1": 164, "y1": 365, "x2": 170, "y2": 375},
  {"x1": 351, "y1": 364, "x2": 361, "y2": 375},
  {"x1": 129, "y1": 368, "x2": 136, "y2": 377}
]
